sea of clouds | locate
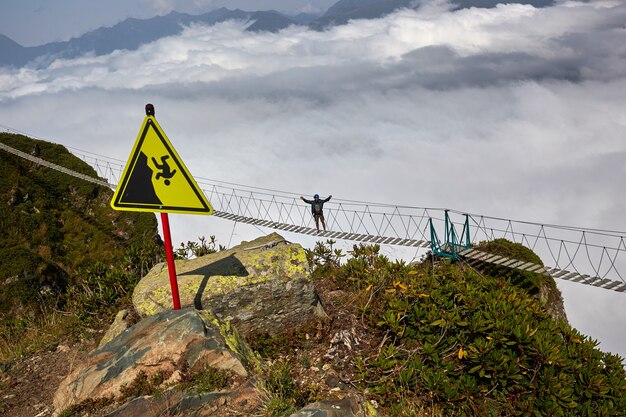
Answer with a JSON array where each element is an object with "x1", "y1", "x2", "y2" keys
[{"x1": 1, "y1": 0, "x2": 625, "y2": 358}]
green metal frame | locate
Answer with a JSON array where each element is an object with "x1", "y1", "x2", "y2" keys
[{"x1": 430, "y1": 210, "x2": 472, "y2": 260}]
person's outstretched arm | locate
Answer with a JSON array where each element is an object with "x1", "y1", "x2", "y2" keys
[
  {"x1": 301, "y1": 196, "x2": 313, "y2": 204},
  {"x1": 324, "y1": 195, "x2": 332, "y2": 202}
]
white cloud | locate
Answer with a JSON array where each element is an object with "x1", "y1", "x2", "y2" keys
[
  {"x1": 2, "y1": 2, "x2": 625, "y2": 98},
  {"x1": 1, "y1": 1, "x2": 626, "y2": 359}
]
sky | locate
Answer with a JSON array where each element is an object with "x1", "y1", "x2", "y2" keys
[
  {"x1": 1, "y1": 0, "x2": 625, "y2": 359},
  {"x1": 0, "y1": 0, "x2": 336, "y2": 46}
]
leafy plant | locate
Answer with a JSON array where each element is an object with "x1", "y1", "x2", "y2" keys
[
  {"x1": 258, "y1": 360, "x2": 320, "y2": 417},
  {"x1": 180, "y1": 367, "x2": 234, "y2": 393},
  {"x1": 175, "y1": 235, "x2": 224, "y2": 259},
  {"x1": 306, "y1": 239, "x2": 345, "y2": 273},
  {"x1": 328, "y1": 242, "x2": 626, "y2": 416},
  {"x1": 119, "y1": 370, "x2": 169, "y2": 398}
]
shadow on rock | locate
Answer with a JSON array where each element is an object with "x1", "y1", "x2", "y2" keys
[{"x1": 177, "y1": 254, "x2": 249, "y2": 310}]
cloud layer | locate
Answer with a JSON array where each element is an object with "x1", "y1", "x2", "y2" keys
[
  {"x1": 1, "y1": 0, "x2": 626, "y2": 358},
  {"x1": 3, "y1": 2, "x2": 626, "y2": 94}
]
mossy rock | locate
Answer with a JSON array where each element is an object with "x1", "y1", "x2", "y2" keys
[
  {"x1": 475, "y1": 238, "x2": 567, "y2": 322},
  {"x1": 133, "y1": 233, "x2": 326, "y2": 336}
]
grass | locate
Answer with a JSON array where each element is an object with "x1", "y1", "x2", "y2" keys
[
  {"x1": 119, "y1": 370, "x2": 170, "y2": 398},
  {"x1": 257, "y1": 376, "x2": 298, "y2": 417},
  {"x1": 0, "y1": 133, "x2": 162, "y2": 364},
  {"x1": 180, "y1": 367, "x2": 234, "y2": 394},
  {"x1": 257, "y1": 360, "x2": 321, "y2": 417},
  {"x1": 57, "y1": 396, "x2": 114, "y2": 417},
  {"x1": 0, "y1": 311, "x2": 82, "y2": 363}
]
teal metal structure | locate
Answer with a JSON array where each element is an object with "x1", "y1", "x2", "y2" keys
[{"x1": 430, "y1": 210, "x2": 472, "y2": 260}]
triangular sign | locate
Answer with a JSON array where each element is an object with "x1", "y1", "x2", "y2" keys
[{"x1": 111, "y1": 116, "x2": 213, "y2": 215}]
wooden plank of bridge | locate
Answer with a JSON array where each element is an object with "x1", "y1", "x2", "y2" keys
[{"x1": 458, "y1": 248, "x2": 626, "y2": 294}]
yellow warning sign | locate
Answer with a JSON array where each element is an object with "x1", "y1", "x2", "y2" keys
[{"x1": 111, "y1": 116, "x2": 213, "y2": 215}]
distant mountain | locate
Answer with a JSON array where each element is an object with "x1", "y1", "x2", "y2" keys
[
  {"x1": 453, "y1": 0, "x2": 555, "y2": 8},
  {"x1": 66, "y1": 8, "x2": 248, "y2": 55},
  {"x1": 310, "y1": 0, "x2": 415, "y2": 30},
  {"x1": 0, "y1": 34, "x2": 45, "y2": 67},
  {"x1": 309, "y1": 0, "x2": 555, "y2": 30},
  {"x1": 0, "y1": 0, "x2": 557, "y2": 69},
  {"x1": 290, "y1": 12, "x2": 324, "y2": 25},
  {"x1": 0, "y1": 7, "x2": 285, "y2": 68},
  {"x1": 246, "y1": 11, "x2": 297, "y2": 33},
  {"x1": 0, "y1": 34, "x2": 27, "y2": 59}
]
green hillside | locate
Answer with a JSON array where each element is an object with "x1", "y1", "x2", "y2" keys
[
  {"x1": 0, "y1": 133, "x2": 161, "y2": 360},
  {"x1": 305, "y1": 242, "x2": 626, "y2": 416}
]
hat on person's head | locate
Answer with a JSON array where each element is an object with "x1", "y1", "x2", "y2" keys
[{"x1": 314, "y1": 194, "x2": 319, "y2": 199}]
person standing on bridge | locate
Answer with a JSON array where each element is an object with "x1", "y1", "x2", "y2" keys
[{"x1": 301, "y1": 194, "x2": 332, "y2": 231}]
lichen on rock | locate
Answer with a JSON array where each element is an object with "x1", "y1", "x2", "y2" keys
[
  {"x1": 133, "y1": 233, "x2": 326, "y2": 336},
  {"x1": 97, "y1": 310, "x2": 131, "y2": 350}
]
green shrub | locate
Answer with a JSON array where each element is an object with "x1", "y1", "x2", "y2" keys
[
  {"x1": 56, "y1": 396, "x2": 114, "y2": 417},
  {"x1": 326, "y1": 243, "x2": 626, "y2": 416},
  {"x1": 175, "y1": 235, "x2": 223, "y2": 259},
  {"x1": 181, "y1": 367, "x2": 234, "y2": 393},
  {"x1": 119, "y1": 370, "x2": 170, "y2": 398},
  {"x1": 0, "y1": 239, "x2": 162, "y2": 361},
  {"x1": 475, "y1": 238, "x2": 545, "y2": 295},
  {"x1": 259, "y1": 360, "x2": 319, "y2": 417},
  {"x1": 306, "y1": 239, "x2": 345, "y2": 273}
]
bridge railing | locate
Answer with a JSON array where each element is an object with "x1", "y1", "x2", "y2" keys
[
  {"x1": 441, "y1": 210, "x2": 626, "y2": 285},
  {"x1": 2, "y1": 130, "x2": 625, "y2": 292},
  {"x1": 203, "y1": 181, "x2": 434, "y2": 240},
  {"x1": 57, "y1": 148, "x2": 626, "y2": 287}
]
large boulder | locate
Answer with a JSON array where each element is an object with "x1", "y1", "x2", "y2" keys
[
  {"x1": 132, "y1": 233, "x2": 326, "y2": 336},
  {"x1": 53, "y1": 308, "x2": 257, "y2": 415}
]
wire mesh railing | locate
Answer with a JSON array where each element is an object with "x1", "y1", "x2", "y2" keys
[
  {"x1": 200, "y1": 180, "x2": 434, "y2": 242},
  {"x1": 1, "y1": 128, "x2": 626, "y2": 292}
]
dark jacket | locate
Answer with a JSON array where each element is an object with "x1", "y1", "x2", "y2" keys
[{"x1": 302, "y1": 196, "x2": 331, "y2": 215}]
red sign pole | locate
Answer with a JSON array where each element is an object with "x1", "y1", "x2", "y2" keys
[{"x1": 160, "y1": 212, "x2": 181, "y2": 310}]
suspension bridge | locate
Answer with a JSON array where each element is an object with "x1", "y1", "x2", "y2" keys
[{"x1": 1, "y1": 127, "x2": 625, "y2": 294}]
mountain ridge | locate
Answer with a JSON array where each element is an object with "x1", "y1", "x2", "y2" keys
[{"x1": 0, "y1": 0, "x2": 556, "y2": 69}]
